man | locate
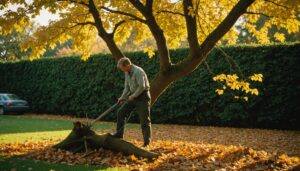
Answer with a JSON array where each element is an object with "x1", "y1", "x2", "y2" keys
[{"x1": 113, "y1": 57, "x2": 152, "y2": 147}]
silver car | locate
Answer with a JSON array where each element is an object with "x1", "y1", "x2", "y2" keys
[{"x1": 0, "y1": 93, "x2": 29, "y2": 115}]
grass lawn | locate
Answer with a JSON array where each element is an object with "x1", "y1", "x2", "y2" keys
[
  {"x1": 0, "y1": 156, "x2": 126, "y2": 171},
  {"x1": 0, "y1": 115, "x2": 131, "y2": 171},
  {"x1": 0, "y1": 115, "x2": 137, "y2": 143}
]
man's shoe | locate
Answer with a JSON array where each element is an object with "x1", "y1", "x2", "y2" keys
[
  {"x1": 143, "y1": 143, "x2": 149, "y2": 147},
  {"x1": 141, "y1": 144, "x2": 150, "y2": 151}
]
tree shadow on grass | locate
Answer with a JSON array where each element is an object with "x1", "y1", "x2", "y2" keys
[{"x1": 0, "y1": 155, "x2": 118, "y2": 171}]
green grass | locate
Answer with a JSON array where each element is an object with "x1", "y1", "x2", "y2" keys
[
  {"x1": 0, "y1": 115, "x2": 114, "y2": 134},
  {"x1": 0, "y1": 115, "x2": 137, "y2": 143},
  {"x1": 0, "y1": 156, "x2": 127, "y2": 171},
  {"x1": 0, "y1": 115, "x2": 134, "y2": 171}
]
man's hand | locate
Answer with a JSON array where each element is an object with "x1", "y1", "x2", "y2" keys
[
  {"x1": 128, "y1": 95, "x2": 134, "y2": 101},
  {"x1": 117, "y1": 98, "x2": 125, "y2": 104}
]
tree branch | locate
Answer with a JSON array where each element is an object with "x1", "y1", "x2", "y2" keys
[
  {"x1": 183, "y1": 0, "x2": 200, "y2": 57},
  {"x1": 245, "y1": 11, "x2": 272, "y2": 18},
  {"x1": 171, "y1": 0, "x2": 255, "y2": 79},
  {"x1": 72, "y1": 21, "x2": 96, "y2": 26},
  {"x1": 100, "y1": 6, "x2": 146, "y2": 23},
  {"x1": 200, "y1": 0, "x2": 255, "y2": 57},
  {"x1": 156, "y1": 10, "x2": 184, "y2": 16},
  {"x1": 128, "y1": 0, "x2": 147, "y2": 15},
  {"x1": 145, "y1": 0, "x2": 153, "y2": 13},
  {"x1": 128, "y1": 0, "x2": 172, "y2": 71},
  {"x1": 264, "y1": 0, "x2": 289, "y2": 9},
  {"x1": 111, "y1": 20, "x2": 126, "y2": 36},
  {"x1": 87, "y1": 0, "x2": 124, "y2": 60}
]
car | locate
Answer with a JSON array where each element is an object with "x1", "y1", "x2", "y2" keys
[{"x1": 0, "y1": 93, "x2": 29, "y2": 115}]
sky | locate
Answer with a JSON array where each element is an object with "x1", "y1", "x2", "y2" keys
[
  {"x1": 33, "y1": 9, "x2": 60, "y2": 26},
  {"x1": 1, "y1": 3, "x2": 60, "y2": 26}
]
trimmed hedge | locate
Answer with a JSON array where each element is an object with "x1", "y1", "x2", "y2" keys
[{"x1": 0, "y1": 43, "x2": 299, "y2": 130}]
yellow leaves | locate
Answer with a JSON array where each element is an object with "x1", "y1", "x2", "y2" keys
[
  {"x1": 234, "y1": 96, "x2": 248, "y2": 101},
  {"x1": 250, "y1": 89, "x2": 259, "y2": 96},
  {"x1": 215, "y1": 89, "x2": 224, "y2": 95},
  {"x1": 130, "y1": 154, "x2": 138, "y2": 161},
  {"x1": 0, "y1": 11, "x2": 31, "y2": 35},
  {"x1": 213, "y1": 74, "x2": 227, "y2": 81},
  {"x1": 187, "y1": 6, "x2": 195, "y2": 17},
  {"x1": 249, "y1": 73, "x2": 263, "y2": 82},
  {"x1": 274, "y1": 33, "x2": 285, "y2": 42},
  {"x1": 143, "y1": 46, "x2": 155, "y2": 58},
  {"x1": 244, "y1": 0, "x2": 300, "y2": 43},
  {"x1": 279, "y1": 154, "x2": 289, "y2": 160},
  {"x1": 213, "y1": 73, "x2": 263, "y2": 101},
  {"x1": 114, "y1": 23, "x2": 132, "y2": 46}
]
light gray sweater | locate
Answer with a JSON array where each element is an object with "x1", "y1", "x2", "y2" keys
[{"x1": 120, "y1": 64, "x2": 150, "y2": 99}]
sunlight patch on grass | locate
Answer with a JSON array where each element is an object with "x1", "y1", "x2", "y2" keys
[{"x1": 0, "y1": 130, "x2": 71, "y2": 143}]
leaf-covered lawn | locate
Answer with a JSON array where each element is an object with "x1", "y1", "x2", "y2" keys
[{"x1": 0, "y1": 114, "x2": 299, "y2": 170}]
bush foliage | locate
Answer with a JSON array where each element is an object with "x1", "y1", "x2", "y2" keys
[{"x1": 1, "y1": 43, "x2": 299, "y2": 130}]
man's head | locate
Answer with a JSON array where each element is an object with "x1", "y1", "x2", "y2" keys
[{"x1": 117, "y1": 57, "x2": 132, "y2": 72}]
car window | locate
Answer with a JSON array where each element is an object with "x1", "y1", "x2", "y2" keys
[
  {"x1": 1, "y1": 95, "x2": 8, "y2": 100},
  {"x1": 0, "y1": 95, "x2": 3, "y2": 101},
  {"x1": 5, "y1": 94, "x2": 21, "y2": 100}
]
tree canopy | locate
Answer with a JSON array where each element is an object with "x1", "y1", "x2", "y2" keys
[{"x1": 1, "y1": 0, "x2": 299, "y2": 60}]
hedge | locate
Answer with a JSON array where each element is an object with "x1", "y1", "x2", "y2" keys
[{"x1": 0, "y1": 43, "x2": 299, "y2": 130}]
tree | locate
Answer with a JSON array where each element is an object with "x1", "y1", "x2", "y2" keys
[
  {"x1": 0, "y1": 30, "x2": 27, "y2": 62},
  {"x1": 1, "y1": 0, "x2": 299, "y2": 103},
  {"x1": 1, "y1": 0, "x2": 299, "y2": 104},
  {"x1": 0, "y1": 0, "x2": 299, "y2": 156}
]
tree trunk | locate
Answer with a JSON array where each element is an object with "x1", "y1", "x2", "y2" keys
[
  {"x1": 149, "y1": 72, "x2": 175, "y2": 105},
  {"x1": 53, "y1": 122, "x2": 159, "y2": 159}
]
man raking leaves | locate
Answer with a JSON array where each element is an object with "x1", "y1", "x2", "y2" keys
[
  {"x1": 113, "y1": 57, "x2": 152, "y2": 148},
  {"x1": 52, "y1": 57, "x2": 158, "y2": 159}
]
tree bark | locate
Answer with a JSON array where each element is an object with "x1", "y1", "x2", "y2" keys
[{"x1": 53, "y1": 122, "x2": 160, "y2": 159}]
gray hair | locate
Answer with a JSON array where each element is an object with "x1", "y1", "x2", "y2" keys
[{"x1": 117, "y1": 57, "x2": 132, "y2": 68}]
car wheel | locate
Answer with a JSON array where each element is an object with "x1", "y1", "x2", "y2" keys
[{"x1": 0, "y1": 106, "x2": 4, "y2": 115}]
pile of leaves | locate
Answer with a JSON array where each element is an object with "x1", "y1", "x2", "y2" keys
[{"x1": 1, "y1": 140, "x2": 299, "y2": 170}]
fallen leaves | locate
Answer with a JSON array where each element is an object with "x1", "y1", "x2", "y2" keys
[
  {"x1": 2, "y1": 114, "x2": 299, "y2": 170},
  {"x1": 0, "y1": 140, "x2": 299, "y2": 170}
]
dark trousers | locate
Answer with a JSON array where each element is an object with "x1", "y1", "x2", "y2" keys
[{"x1": 115, "y1": 90, "x2": 151, "y2": 145}]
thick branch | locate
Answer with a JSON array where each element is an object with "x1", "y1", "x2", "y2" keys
[
  {"x1": 170, "y1": 0, "x2": 255, "y2": 79},
  {"x1": 128, "y1": 0, "x2": 146, "y2": 15},
  {"x1": 88, "y1": 0, "x2": 124, "y2": 60},
  {"x1": 200, "y1": 0, "x2": 255, "y2": 56},
  {"x1": 183, "y1": 0, "x2": 200, "y2": 57},
  {"x1": 145, "y1": 0, "x2": 153, "y2": 13},
  {"x1": 100, "y1": 6, "x2": 146, "y2": 23},
  {"x1": 128, "y1": 0, "x2": 171, "y2": 71}
]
